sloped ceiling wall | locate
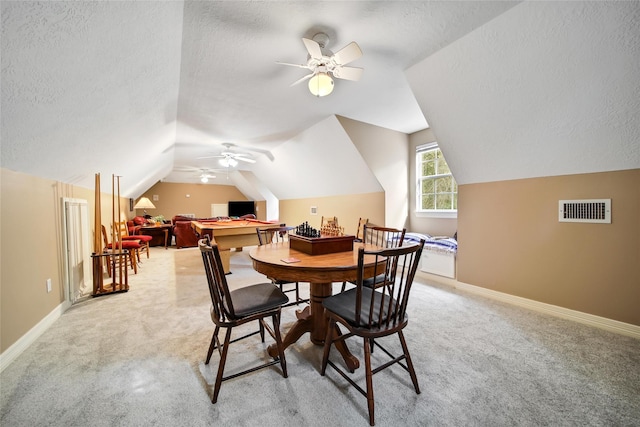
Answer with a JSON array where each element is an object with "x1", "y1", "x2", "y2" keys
[
  {"x1": 1, "y1": 1, "x2": 184, "y2": 196},
  {"x1": 249, "y1": 115, "x2": 383, "y2": 200},
  {"x1": 406, "y1": 1, "x2": 640, "y2": 185},
  {"x1": 2, "y1": 1, "x2": 521, "y2": 200}
]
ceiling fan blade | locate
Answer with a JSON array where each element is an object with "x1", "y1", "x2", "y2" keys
[
  {"x1": 276, "y1": 61, "x2": 310, "y2": 69},
  {"x1": 235, "y1": 156, "x2": 256, "y2": 164},
  {"x1": 302, "y1": 38, "x2": 323, "y2": 60},
  {"x1": 332, "y1": 41, "x2": 362, "y2": 66},
  {"x1": 196, "y1": 155, "x2": 224, "y2": 159},
  {"x1": 332, "y1": 66, "x2": 363, "y2": 81},
  {"x1": 290, "y1": 72, "x2": 315, "y2": 87},
  {"x1": 232, "y1": 143, "x2": 274, "y2": 161}
]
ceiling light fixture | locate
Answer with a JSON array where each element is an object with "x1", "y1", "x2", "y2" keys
[
  {"x1": 219, "y1": 157, "x2": 238, "y2": 167},
  {"x1": 308, "y1": 72, "x2": 334, "y2": 97},
  {"x1": 200, "y1": 176, "x2": 208, "y2": 183}
]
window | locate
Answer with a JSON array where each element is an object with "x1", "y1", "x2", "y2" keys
[{"x1": 416, "y1": 143, "x2": 457, "y2": 214}]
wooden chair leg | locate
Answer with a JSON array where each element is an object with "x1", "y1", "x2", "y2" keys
[
  {"x1": 272, "y1": 313, "x2": 287, "y2": 377},
  {"x1": 363, "y1": 337, "x2": 375, "y2": 426},
  {"x1": 259, "y1": 320, "x2": 265, "y2": 342},
  {"x1": 321, "y1": 318, "x2": 336, "y2": 375},
  {"x1": 212, "y1": 327, "x2": 232, "y2": 404},
  {"x1": 205, "y1": 326, "x2": 220, "y2": 364},
  {"x1": 398, "y1": 331, "x2": 421, "y2": 394},
  {"x1": 145, "y1": 242, "x2": 150, "y2": 258},
  {"x1": 129, "y1": 251, "x2": 137, "y2": 274}
]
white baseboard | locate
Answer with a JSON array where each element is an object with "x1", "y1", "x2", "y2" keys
[
  {"x1": 417, "y1": 272, "x2": 640, "y2": 339},
  {"x1": 0, "y1": 301, "x2": 70, "y2": 373}
]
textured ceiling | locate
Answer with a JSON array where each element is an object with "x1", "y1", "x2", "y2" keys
[
  {"x1": 1, "y1": 1, "x2": 517, "y2": 197},
  {"x1": 407, "y1": 1, "x2": 640, "y2": 184},
  {"x1": 3, "y1": 1, "x2": 636, "y2": 200}
]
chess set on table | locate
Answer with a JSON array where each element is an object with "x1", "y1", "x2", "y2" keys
[{"x1": 291, "y1": 220, "x2": 354, "y2": 255}]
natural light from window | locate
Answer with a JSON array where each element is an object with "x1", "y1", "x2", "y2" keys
[{"x1": 416, "y1": 143, "x2": 457, "y2": 217}]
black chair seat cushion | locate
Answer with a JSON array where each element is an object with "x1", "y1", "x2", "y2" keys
[
  {"x1": 269, "y1": 277, "x2": 296, "y2": 285},
  {"x1": 227, "y1": 283, "x2": 289, "y2": 318},
  {"x1": 363, "y1": 273, "x2": 388, "y2": 288},
  {"x1": 347, "y1": 273, "x2": 388, "y2": 289},
  {"x1": 323, "y1": 288, "x2": 396, "y2": 328}
]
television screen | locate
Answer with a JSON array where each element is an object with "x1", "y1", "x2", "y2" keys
[{"x1": 228, "y1": 201, "x2": 255, "y2": 218}]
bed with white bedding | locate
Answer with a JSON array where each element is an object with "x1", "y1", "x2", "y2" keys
[{"x1": 404, "y1": 232, "x2": 457, "y2": 279}]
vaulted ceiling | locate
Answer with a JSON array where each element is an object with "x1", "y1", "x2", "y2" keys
[
  {"x1": 1, "y1": 1, "x2": 517, "y2": 198},
  {"x1": 2, "y1": 1, "x2": 638, "y2": 200}
]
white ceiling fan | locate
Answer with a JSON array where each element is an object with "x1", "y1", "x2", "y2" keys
[
  {"x1": 172, "y1": 167, "x2": 220, "y2": 183},
  {"x1": 198, "y1": 172, "x2": 216, "y2": 183},
  {"x1": 197, "y1": 142, "x2": 256, "y2": 167},
  {"x1": 277, "y1": 32, "x2": 363, "y2": 96}
]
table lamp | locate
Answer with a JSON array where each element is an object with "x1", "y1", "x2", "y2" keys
[{"x1": 134, "y1": 197, "x2": 156, "y2": 218}]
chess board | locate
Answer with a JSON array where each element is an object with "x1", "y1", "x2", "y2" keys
[{"x1": 289, "y1": 234, "x2": 355, "y2": 256}]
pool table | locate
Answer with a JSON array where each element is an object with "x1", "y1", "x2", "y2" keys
[{"x1": 191, "y1": 219, "x2": 278, "y2": 274}]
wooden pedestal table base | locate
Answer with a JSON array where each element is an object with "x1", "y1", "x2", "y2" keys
[
  {"x1": 250, "y1": 242, "x2": 384, "y2": 373},
  {"x1": 266, "y1": 281, "x2": 359, "y2": 372}
]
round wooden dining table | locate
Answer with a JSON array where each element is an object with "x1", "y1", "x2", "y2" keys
[{"x1": 249, "y1": 241, "x2": 384, "y2": 371}]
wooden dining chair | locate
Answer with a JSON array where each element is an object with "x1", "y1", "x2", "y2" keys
[
  {"x1": 114, "y1": 221, "x2": 152, "y2": 260},
  {"x1": 256, "y1": 226, "x2": 309, "y2": 306},
  {"x1": 321, "y1": 241, "x2": 425, "y2": 426},
  {"x1": 101, "y1": 225, "x2": 139, "y2": 274},
  {"x1": 199, "y1": 237, "x2": 289, "y2": 404},
  {"x1": 354, "y1": 217, "x2": 369, "y2": 242},
  {"x1": 341, "y1": 224, "x2": 406, "y2": 292}
]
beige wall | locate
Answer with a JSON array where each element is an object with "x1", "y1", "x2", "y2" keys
[
  {"x1": 3, "y1": 164, "x2": 638, "y2": 356},
  {"x1": 0, "y1": 169, "x2": 129, "y2": 352},
  {"x1": 136, "y1": 182, "x2": 266, "y2": 221},
  {"x1": 135, "y1": 183, "x2": 382, "y2": 231},
  {"x1": 279, "y1": 192, "x2": 385, "y2": 236},
  {"x1": 338, "y1": 116, "x2": 409, "y2": 230},
  {"x1": 457, "y1": 169, "x2": 640, "y2": 325}
]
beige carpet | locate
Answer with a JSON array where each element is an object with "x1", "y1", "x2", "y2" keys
[{"x1": 1, "y1": 245, "x2": 639, "y2": 426}]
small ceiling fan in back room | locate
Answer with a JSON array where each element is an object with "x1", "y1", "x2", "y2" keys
[
  {"x1": 172, "y1": 166, "x2": 220, "y2": 183},
  {"x1": 277, "y1": 32, "x2": 363, "y2": 97},
  {"x1": 197, "y1": 142, "x2": 256, "y2": 168}
]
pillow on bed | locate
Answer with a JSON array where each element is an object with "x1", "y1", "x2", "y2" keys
[
  {"x1": 403, "y1": 232, "x2": 432, "y2": 244},
  {"x1": 426, "y1": 238, "x2": 458, "y2": 250}
]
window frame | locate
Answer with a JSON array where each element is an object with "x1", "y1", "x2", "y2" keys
[{"x1": 415, "y1": 142, "x2": 458, "y2": 218}]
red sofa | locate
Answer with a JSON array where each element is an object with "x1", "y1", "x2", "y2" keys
[
  {"x1": 172, "y1": 216, "x2": 218, "y2": 249},
  {"x1": 127, "y1": 216, "x2": 150, "y2": 234}
]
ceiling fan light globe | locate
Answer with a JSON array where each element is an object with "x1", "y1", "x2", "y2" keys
[
  {"x1": 219, "y1": 157, "x2": 238, "y2": 168},
  {"x1": 200, "y1": 176, "x2": 208, "y2": 183},
  {"x1": 308, "y1": 72, "x2": 334, "y2": 97}
]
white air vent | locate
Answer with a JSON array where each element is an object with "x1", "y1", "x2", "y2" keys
[{"x1": 558, "y1": 199, "x2": 611, "y2": 223}]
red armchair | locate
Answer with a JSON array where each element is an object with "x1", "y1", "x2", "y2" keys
[{"x1": 172, "y1": 216, "x2": 218, "y2": 249}]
